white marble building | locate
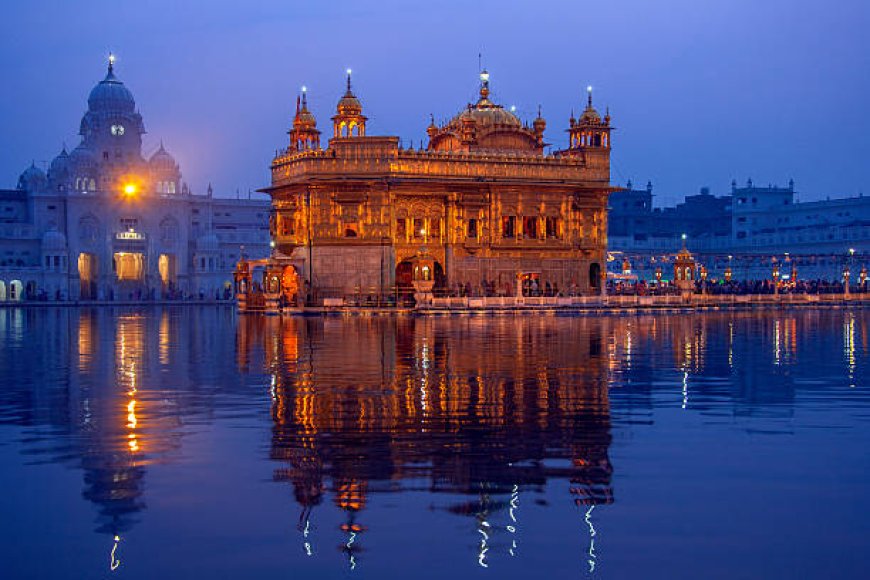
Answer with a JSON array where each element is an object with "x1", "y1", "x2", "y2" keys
[{"x1": 0, "y1": 57, "x2": 269, "y2": 302}]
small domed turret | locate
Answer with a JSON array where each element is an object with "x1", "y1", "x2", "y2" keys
[
  {"x1": 288, "y1": 88, "x2": 321, "y2": 152},
  {"x1": 18, "y1": 163, "x2": 47, "y2": 192},
  {"x1": 48, "y1": 146, "x2": 70, "y2": 181},
  {"x1": 565, "y1": 85, "x2": 612, "y2": 151},
  {"x1": 332, "y1": 70, "x2": 367, "y2": 138},
  {"x1": 149, "y1": 142, "x2": 178, "y2": 171}
]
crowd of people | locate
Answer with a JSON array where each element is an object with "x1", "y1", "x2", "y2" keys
[{"x1": 606, "y1": 278, "x2": 869, "y2": 296}]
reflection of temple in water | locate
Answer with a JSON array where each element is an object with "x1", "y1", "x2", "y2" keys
[{"x1": 238, "y1": 315, "x2": 615, "y2": 563}]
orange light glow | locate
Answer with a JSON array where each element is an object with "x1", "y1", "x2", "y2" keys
[{"x1": 123, "y1": 183, "x2": 138, "y2": 196}]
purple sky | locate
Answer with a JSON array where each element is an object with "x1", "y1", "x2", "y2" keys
[{"x1": 2, "y1": 0, "x2": 868, "y2": 205}]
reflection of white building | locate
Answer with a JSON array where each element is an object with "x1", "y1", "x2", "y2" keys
[{"x1": 0, "y1": 57, "x2": 269, "y2": 302}]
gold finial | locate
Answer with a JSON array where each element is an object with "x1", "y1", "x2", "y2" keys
[{"x1": 479, "y1": 69, "x2": 490, "y2": 100}]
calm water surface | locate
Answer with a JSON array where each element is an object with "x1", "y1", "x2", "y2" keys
[{"x1": 0, "y1": 307, "x2": 868, "y2": 579}]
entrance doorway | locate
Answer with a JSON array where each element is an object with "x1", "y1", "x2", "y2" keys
[
  {"x1": 115, "y1": 252, "x2": 145, "y2": 281},
  {"x1": 281, "y1": 265, "x2": 300, "y2": 305},
  {"x1": 78, "y1": 253, "x2": 98, "y2": 299},
  {"x1": 159, "y1": 254, "x2": 177, "y2": 296},
  {"x1": 589, "y1": 262, "x2": 601, "y2": 290},
  {"x1": 8, "y1": 280, "x2": 23, "y2": 301},
  {"x1": 396, "y1": 260, "x2": 414, "y2": 297}
]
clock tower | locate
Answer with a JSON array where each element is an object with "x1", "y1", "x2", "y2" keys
[{"x1": 78, "y1": 54, "x2": 146, "y2": 166}]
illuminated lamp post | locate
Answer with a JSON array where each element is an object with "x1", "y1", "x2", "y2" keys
[
  {"x1": 788, "y1": 253, "x2": 797, "y2": 290},
  {"x1": 772, "y1": 260, "x2": 780, "y2": 296},
  {"x1": 655, "y1": 266, "x2": 662, "y2": 285},
  {"x1": 844, "y1": 248, "x2": 855, "y2": 298},
  {"x1": 699, "y1": 264, "x2": 708, "y2": 295},
  {"x1": 859, "y1": 265, "x2": 867, "y2": 293}
]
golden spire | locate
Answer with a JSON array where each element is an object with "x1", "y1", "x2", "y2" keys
[{"x1": 479, "y1": 70, "x2": 490, "y2": 102}]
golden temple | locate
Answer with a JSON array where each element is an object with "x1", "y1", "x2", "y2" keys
[{"x1": 237, "y1": 70, "x2": 615, "y2": 309}]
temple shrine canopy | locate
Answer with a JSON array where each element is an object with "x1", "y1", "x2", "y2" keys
[{"x1": 275, "y1": 69, "x2": 612, "y2": 167}]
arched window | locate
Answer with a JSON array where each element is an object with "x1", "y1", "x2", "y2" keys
[
  {"x1": 467, "y1": 218, "x2": 478, "y2": 239},
  {"x1": 502, "y1": 215, "x2": 516, "y2": 238},
  {"x1": 78, "y1": 216, "x2": 100, "y2": 242},
  {"x1": 160, "y1": 217, "x2": 179, "y2": 243}
]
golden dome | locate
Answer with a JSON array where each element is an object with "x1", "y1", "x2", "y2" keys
[
  {"x1": 427, "y1": 71, "x2": 542, "y2": 154},
  {"x1": 336, "y1": 70, "x2": 363, "y2": 116},
  {"x1": 295, "y1": 91, "x2": 317, "y2": 127},
  {"x1": 450, "y1": 103, "x2": 522, "y2": 128},
  {"x1": 578, "y1": 87, "x2": 603, "y2": 125}
]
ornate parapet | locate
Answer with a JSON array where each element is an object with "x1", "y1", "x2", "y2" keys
[{"x1": 271, "y1": 145, "x2": 609, "y2": 186}]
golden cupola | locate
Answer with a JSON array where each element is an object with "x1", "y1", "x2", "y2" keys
[
  {"x1": 332, "y1": 70, "x2": 367, "y2": 138},
  {"x1": 567, "y1": 86, "x2": 611, "y2": 150},
  {"x1": 288, "y1": 87, "x2": 321, "y2": 152},
  {"x1": 427, "y1": 70, "x2": 544, "y2": 154}
]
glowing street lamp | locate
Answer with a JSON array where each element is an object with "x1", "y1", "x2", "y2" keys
[
  {"x1": 122, "y1": 183, "x2": 138, "y2": 197},
  {"x1": 772, "y1": 261, "x2": 780, "y2": 296}
]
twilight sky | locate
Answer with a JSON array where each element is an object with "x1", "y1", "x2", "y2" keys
[{"x1": 1, "y1": 0, "x2": 868, "y2": 205}]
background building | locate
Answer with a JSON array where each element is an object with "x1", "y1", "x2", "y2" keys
[
  {"x1": 0, "y1": 58, "x2": 269, "y2": 302},
  {"x1": 608, "y1": 179, "x2": 870, "y2": 280}
]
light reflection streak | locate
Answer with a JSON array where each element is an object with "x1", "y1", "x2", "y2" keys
[
  {"x1": 346, "y1": 532, "x2": 356, "y2": 570},
  {"x1": 109, "y1": 535, "x2": 121, "y2": 571},
  {"x1": 477, "y1": 521, "x2": 490, "y2": 568},
  {"x1": 508, "y1": 484, "x2": 519, "y2": 557},
  {"x1": 774, "y1": 319, "x2": 782, "y2": 366},
  {"x1": 585, "y1": 505, "x2": 597, "y2": 573},
  {"x1": 728, "y1": 321, "x2": 734, "y2": 368},
  {"x1": 846, "y1": 314, "x2": 856, "y2": 387},
  {"x1": 303, "y1": 518, "x2": 313, "y2": 556},
  {"x1": 682, "y1": 371, "x2": 689, "y2": 410}
]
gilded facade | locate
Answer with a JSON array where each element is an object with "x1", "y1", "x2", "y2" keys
[{"x1": 258, "y1": 71, "x2": 615, "y2": 304}]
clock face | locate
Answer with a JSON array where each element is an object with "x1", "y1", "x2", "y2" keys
[{"x1": 111, "y1": 124, "x2": 125, "y2": 136}]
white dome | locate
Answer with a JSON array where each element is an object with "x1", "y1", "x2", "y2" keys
[{"x1": 149, "y1": 143, "x2": 178, "y2": 170}]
